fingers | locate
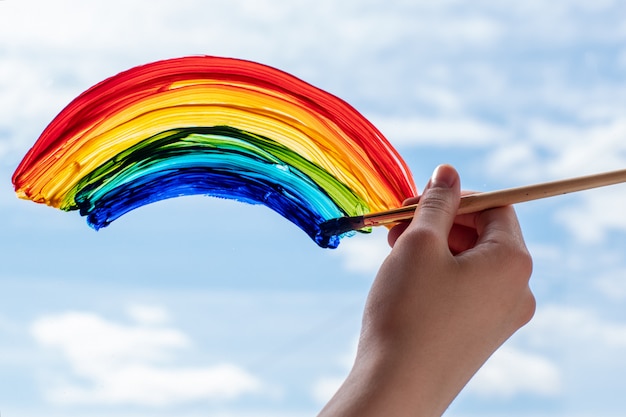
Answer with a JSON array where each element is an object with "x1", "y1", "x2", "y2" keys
[
  {"x1": 388, "y1": 196, "x2": 419, "y2": 247},
  {"x1": 457, "y1": 205, "x2": 532, "y2": 278},
  {"x1": 387, "y1": 222, "x2": 409, "y2": 247},
  {"x1": 448, "y1": 223, "x2": 478, "y2": 254},
  {"x1": 474, "y1": 205, "x2": 526, "y2": 248},
  {"x1": 394, "y1": 164, "x2": 461, "y2": 252},
  {"x1": 386, "y1": 166, "x2": 524, "y2": 259}
]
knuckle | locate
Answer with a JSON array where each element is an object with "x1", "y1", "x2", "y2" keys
[
  {"x1": 419, "y1": 190, "x2": 456, "y2": 216},
  {"x1": 400, "y1": 224, "x2": 444, "y2": 252},
  {"x1": 502, "y1": 246, "x2": 535, "y2": 329},
  {"x1": 490, "y1": 236, "x2": 533, "y2": 283},
  {"x1": 514, "y1": 288, "x2": 537, "y2": 328},
  {"x1": 513, "y1": 246, "x2": 533, "y2": 280}
]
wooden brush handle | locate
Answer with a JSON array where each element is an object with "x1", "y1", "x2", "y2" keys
[{"x1": 363, "y1": 168, "x2": 626, "y2": 227}]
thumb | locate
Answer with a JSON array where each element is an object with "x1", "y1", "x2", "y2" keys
[{"x1": 408, "y1": 164, "x2": 461, "y2": 246}]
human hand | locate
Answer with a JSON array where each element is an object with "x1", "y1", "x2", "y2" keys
[{"x1": 319, "y1": 164, "x2": 535, "y2": 417}]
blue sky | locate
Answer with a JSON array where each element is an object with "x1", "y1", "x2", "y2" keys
[{"x1": 1, "y1": 0, "x2": 626, "y2": 416}]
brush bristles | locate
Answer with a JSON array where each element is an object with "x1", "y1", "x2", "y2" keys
[{"x1": 318, "y1": 216, "x2": 366, "y2": 239}]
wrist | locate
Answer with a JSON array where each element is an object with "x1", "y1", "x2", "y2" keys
[{"x1": 320, "y1": 333, "x2": 463, "y2": 417}]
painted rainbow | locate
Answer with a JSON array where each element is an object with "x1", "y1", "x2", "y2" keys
[{"x1": 12, "y1": 56, "x2": 416, "y2": 248}]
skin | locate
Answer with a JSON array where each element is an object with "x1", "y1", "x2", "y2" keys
[{"x1": 318, "y1": 164, "x2": 535, "y2": 417}]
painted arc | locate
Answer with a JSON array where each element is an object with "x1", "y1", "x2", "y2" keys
[{"x1": 12, "y1": 55, "x2": 416, "y2": 248}]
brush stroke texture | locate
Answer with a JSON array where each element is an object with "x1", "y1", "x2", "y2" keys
[{"x1": 12, "y1": 56, "x2": 416, "y2": 248}]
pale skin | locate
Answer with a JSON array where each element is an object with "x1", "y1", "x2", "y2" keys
[{"x1": 318, "y1": 164, "x2": 535, "y2": 417}]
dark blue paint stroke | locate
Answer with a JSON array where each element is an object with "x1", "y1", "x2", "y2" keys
[
  {"x1": 72, "y1": 128, "x2": 352, "y2": 248},
  {"x1": 79, "y1": 167, "x2": 342, "y2": 248}
]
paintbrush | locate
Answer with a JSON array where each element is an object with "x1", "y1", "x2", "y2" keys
[{"x1": 319, "y1": 168, "x2": 626, "y2": 238}]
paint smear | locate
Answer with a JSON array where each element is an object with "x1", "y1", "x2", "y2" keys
[{"x1": 12, "y1": 56, "x2": 416, "y2": 248}]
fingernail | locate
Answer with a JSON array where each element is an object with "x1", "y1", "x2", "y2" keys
[{"x1": 430, "y1": 164, "x2": 457, "y2": 188}]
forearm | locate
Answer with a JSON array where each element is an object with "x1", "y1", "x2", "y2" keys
[{"x1": 318, "y1": 320, "x2": 492, "y2": 417}]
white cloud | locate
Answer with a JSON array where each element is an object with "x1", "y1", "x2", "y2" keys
[
  {"x1": 555, "y1": 187, "x2": 626, "y2": 243},
  {"x1": 333, "y1": 228, "x2": 391, "y2": 275},
  {"x1": 311, "y1": 337, "x2": 357, "y2": 404},
  {"x1": 0, "y1": 57, "x2": 75, "y2": 161},
  {"x1": 486, "y1": 115, "x2": 626, "y2": 182},
  {"x1": 530, "y1": 305, "x2": 626, "y2": 349},
  {"x1": 483, "y1": 0, "x2": 624, "y2": 44},
  {"x1": 43, "y1": 363, "x2": 259, "y2": 406},
  {"x1": 373, "y1": 115, "x2": 507, "y2": 147},
  {"x1": 484, "y1": 142, "x2": 543, "y2": 183},
  {"x1": 528, "y1": 117, "x2": 626, "y2": 178},
  {"x1": 354, "y1": 12, "x2": 503, "y2": 48},
  {"x1": 0, "y1": 0, "x2": 499, "y2": 62},
  {"x1": 594, "y1": 269, "x2": 626, "y2": 301},
  {"x1": 127, "y1": 304, "x2": 171, "y2": 325},
  {"x1": 483, "y1": 116, "x2": 626, "y2": 243},
  {"x1": 466, "y1": 345, "x2": 562, "y2": 398},
  {"x1": 311, "y1": 376, "x2": 345, "y2": 405},
  {"x1": 413, "y1": 86, "x2": 464, "y2": 113},
  {"x1": 31, "y1": 309, "x2": 261, "y2": 406},
  {"x1": 526, "y1": 242, "x2": 564, "y2": 263}
]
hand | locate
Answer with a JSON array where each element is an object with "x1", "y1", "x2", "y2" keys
[{"x1": 319, "y1": 164, "x2": 535, "y2": 417}]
